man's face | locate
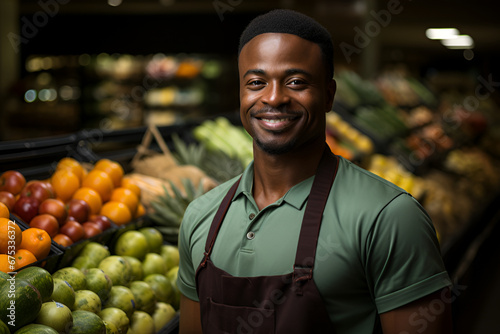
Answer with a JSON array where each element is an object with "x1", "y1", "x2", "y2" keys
[{"x1": 238, "y1": 33, "x2": 335, "y2": 155}]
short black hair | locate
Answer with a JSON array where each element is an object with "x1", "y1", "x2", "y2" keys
[{"x1": 238, "y1": 9, "x2": 334, "y2": 80}]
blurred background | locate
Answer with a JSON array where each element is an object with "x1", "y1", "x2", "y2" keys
[
  {"x1": 1, "y1": 1, "x2": 500, "y2": 332},
  {"x1": 1, "y1": 0, "x2": 499, "y2": 140}
]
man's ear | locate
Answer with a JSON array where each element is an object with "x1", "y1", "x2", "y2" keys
[{"x1": 326, "y1": 79, "x2": 336, "y2": 113}]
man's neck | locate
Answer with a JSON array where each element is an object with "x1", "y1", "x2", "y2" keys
[{"x1": 251, "y1": 143, "x2": 325, "y2": 210}]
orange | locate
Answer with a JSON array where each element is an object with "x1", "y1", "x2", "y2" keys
[
  {"x1": 121, "y1": 177, "x2": 141, "y2": 198},
  {"x1": 19, "y1": 228, "x2": 52, "y2": 260},
  {"x1": 14, "y1": 249, "x2": 37, "y2": 269},
  {"x1": 72, "y1": 187, "x2": 102, "y2": 215},
  {"x1": 0, "y1": 202, "x2": 9, "y2": 219},
  {"x1": 82, "y1": 170, "x2": 114, "y2": 203},
  {"x1": 110, "y1": 187, "x2": 139, "y2": 215},
  {"x1": 100, "y1": 201, "x2": 132, "y2": 226},
  {"x1": 53, "y1": 233, "x2": 73, "y2": 247},
  {"x1": 135, "y1": 203, "x2": 146, "y2": 218},
  {"x1": 0, "y1": 254, "x2": 16, "y2": 273},
  {"x1": 51, "y1": 169, "x2": 80, "y2": 202},
  {"x1": 94, "y1": 159, "x2": 124, "y2": 188},
  {"x1": 0, "y1": 217, "x2": 22, "y2": 254},
  {"x1": 56, "y1": 157, "x2": 85, "y2": 182}
]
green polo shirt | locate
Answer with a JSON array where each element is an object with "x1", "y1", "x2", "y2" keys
[{"x1": 178, "y1": 156, "x2": 451, "y2": 333}]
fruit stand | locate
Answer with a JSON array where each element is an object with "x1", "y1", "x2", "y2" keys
[{"x1": 1, "y1": 68, "x2": 500, "y2": 333}]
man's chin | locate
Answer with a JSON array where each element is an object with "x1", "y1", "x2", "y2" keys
[{"x1": 256, "y1": 139, "x2": 296, "y2": 156}]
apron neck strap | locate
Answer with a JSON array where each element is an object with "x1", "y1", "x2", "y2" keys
[
  {"x1": 202, "y1": 145, "x2": 339, "y2": 273},
  {"x1": 203, "y1": 178, "x2": 241, "y2": 261},
  {"x1": 293, "y1": 146, "x2": 339, "y2": 282}
]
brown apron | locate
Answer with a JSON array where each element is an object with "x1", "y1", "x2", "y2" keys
[{"x1": 196, "y1": 146, "x2": 339, "y2": 333}]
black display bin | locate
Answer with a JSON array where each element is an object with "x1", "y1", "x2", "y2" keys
[{"x1": 9, "y1": 214, "x2": 64, "y2": 274}]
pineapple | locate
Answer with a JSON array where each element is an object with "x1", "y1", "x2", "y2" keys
[
  {"x1": 172, "y1": 133, "x2": 244, "y2": 183},
  {"x1": 149, "y1": 178, "x2": 206, "y2": 244}
]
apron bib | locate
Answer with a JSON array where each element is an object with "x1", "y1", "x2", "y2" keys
[{"x1": 196, "y1": 146, "x2": 339, "y2": 333}]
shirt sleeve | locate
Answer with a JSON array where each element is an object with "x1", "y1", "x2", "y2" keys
[
  {"x1": 177, "y1": 201, "x2": 201, "y2": 302},
  {"x1": 364, "y1": 193, "x2": 452, "y2": 313}
]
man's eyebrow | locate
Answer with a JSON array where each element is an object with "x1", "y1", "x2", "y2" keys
[
  {"x1": 243, "y1": 69, "x2": 265, "y2": 77},
  {"x1": 243, "y1": 68, "x2": 312, "y2": 78},
  {"x1": 285, "y1": 68, "x2": 312, "y2": 77}
]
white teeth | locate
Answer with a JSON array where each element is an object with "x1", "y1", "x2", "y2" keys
[{"x1": 262, "y1": 118, "x2": 288, "y2": 123}]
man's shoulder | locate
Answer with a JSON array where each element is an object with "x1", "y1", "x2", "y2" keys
[
  {"x1": 190, "y1": 176, "x2": 240, "y2": 208},
  {"x1": 336, "y1": 156, "x2": 407, "y2": 197}
]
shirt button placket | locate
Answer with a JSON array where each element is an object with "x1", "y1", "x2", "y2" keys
[{"x1": 247, "y1": 213, "x2": 256, "y2": 240}]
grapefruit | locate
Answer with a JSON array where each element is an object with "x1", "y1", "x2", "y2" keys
[
  {"x1": 103, "y1": 286, "x2": 136, "y2": 319},
  {"x1": 73, "y1": 290, "x2": 102, "y2": 314},
  {"x1": 50, "y1": 278, "x2": 76, "y2": 310},
  {"x1": 52, "y1": 267, "x2": 87, "y2": 291},
  {"x1": 128, "y1": 311, "x2": 154, "y2": 334},
  {"x1": 138, "y1": 228, "x2": 163, "y2": 254},
  {"x1": 84, "y1": 268, "x2": 113, "y2": 304},
  {"x1": 144, "y1": 274, "x2": 174, "y2": 304},
  {"x1": 98, "y1": 308, "x2": 129, "y2": 334},
  {"x1": 79, "y1": 242, "x2": 110, "y2": 264},
  {"x1": 98, "y1": 256, "x2": 132, "y2": 286},
  {"x1": 152, "y1": 302, "x2": 176, "y2": 331},
  {"x1": 160, "y1": 245, "x2": 179, "y2": 271},
  {"x1": 142, "y1": 253, "x2": 167, "y2": 277},
  {"x1": 35, "y1": 301, "x2": 73, "y2": 333},
  {"x1": 128, "y1": 281, "x2": 156, "y2": 315},
  {"x1": 122, "y1": 256, "x2": 143, "y2": 282},
  {"x1": 114, "y1": 231, "x2": 149, "y2": 261}
]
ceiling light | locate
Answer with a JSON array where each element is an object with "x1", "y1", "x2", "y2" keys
[
  {"x1": 425, "y1": 28, "x2": 459, "y2": 40},
  {"x1": 108, "y1": 0, "x2": 123, "y2": 6},
  {"x1": 441, "y1": 35, "x2": 474, "y2": 49}
]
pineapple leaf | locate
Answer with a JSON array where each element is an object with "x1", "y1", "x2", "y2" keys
[
  {"x1": 183, "y1": 178, "x2": 196, "y2": 201},
  {"x1": 168, "y1": 180, "x2": 185, "y2": 199},
  {"x1": 150, "y1": 200, "x2": 182, "y2": 226},
  {"x1": 172, "y1": 133, "x2": 205, "y2": 166},
  {"x1": 155, "y1": 226, "x2": 180, "y2": 243}
]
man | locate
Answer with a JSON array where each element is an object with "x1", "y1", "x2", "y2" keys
[{"x1": 177, "y1": 9, "x2": 453, "y2": 334}]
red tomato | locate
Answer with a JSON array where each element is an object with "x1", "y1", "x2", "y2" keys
[
  {"x1": 59, "y1": 220, "x2": 84, "y2": 243},
  {"x1": 29, "y1": 213, "x2": 59, "y2": 238}
]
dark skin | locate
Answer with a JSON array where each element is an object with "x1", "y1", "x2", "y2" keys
[
  {"x1": 238, "y1": 33, "x2": 335, "y2": 210},
  {"x1": 179, "y1": 32, "x2": 453, "y2": 334}
]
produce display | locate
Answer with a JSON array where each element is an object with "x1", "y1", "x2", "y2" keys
[
  {"x1": 332, "y1": 69, "x2": 500, "y2": 242},
  {"x1": 0, "y1": 158, "x2": 142, "y2": 258},
  {"x1": 0, "y1": 227, "x2": 179, "y2": 333},
  {"x1": 193, "y1": 117, "x2": 254, "y2": 168},
  {"x1": 1, "y1": 64, "x2": 500, "y2": 334}
]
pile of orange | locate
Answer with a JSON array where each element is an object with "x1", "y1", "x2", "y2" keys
[
  {"x1": 0, "y1": 205, "x2": 51, "y2": 274},
  {"x1": 52, "y1": 157, "x2": 144, "y2": 227},
  {"x1": 0, "y1": 157, "x2": 145, "y2": 261}
]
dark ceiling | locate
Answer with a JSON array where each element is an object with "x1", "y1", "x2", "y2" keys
[{"x1": 16, "y1": 0, "x2": 500, "y2": 76}]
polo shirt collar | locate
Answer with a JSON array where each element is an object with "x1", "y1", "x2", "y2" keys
[{"x1": 234, "y1": 161, "x2": 314, "y2": 210}]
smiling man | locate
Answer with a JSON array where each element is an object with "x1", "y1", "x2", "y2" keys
[{"x1": 177, "y1": 9, "x2": 453, "y2": 334}]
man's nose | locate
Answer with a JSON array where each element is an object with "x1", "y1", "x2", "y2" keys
[{"x1": 261, "y1": 82, "x2": 291, "y2": 107}]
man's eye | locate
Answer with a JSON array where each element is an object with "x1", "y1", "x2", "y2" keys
[
  {"x1": 247, "y1": 80, "x2": 265, "y2": 89},
  {"x1": 289, "y1": 79, "x2": 305, "y2": 86},
  {"x1": 249, "y1": 80, "x2": 264, "y2": 86}
]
